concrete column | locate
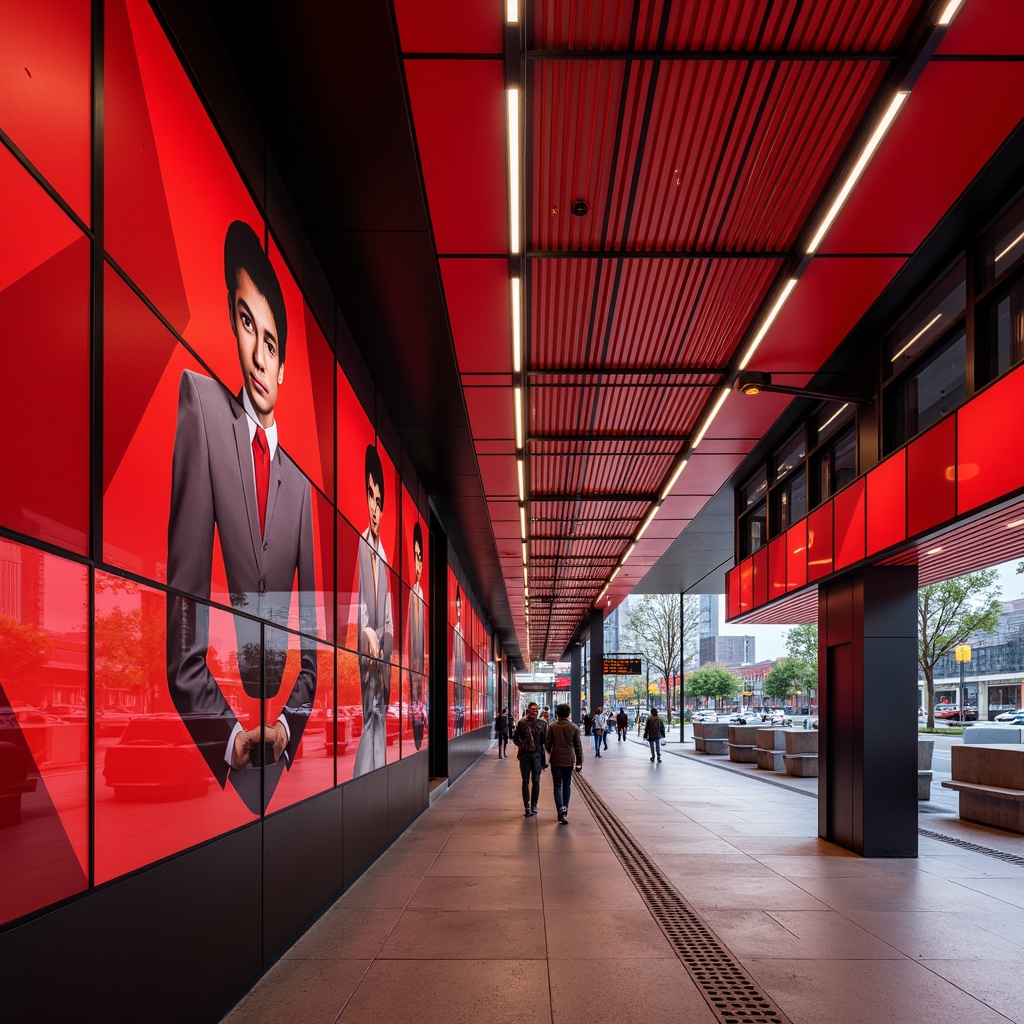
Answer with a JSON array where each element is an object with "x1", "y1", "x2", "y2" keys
[
  {"x1": 819, "y1": 565, "x2": 918, "y2": 857},
  {"x1": 589, "y1": 607, "x2": 604, "y2": 716},
  {"x1": 570, "y1": 646, "x2": 582, "y2": 724}
]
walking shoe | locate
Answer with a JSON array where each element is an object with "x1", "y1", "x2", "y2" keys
[
  {"x1": 524, "y1": 807, "x2": 532, "y2": 817},
  {"x1": 657, "y1": 758, "x2": 662, "y2": 762},
  {"x1": 530, "y1": 806, "x2": 538, "y2": 816},
  {"x1": 650, "y1": 756, "x2": 655, "y2": 761}
]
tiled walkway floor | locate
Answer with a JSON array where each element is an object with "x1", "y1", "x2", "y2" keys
[{"x1": 223, "y1": 735, "x2": 1024, "y2": 1024}]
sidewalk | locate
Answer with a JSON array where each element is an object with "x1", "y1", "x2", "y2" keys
[{"x1": 223, "y1": 735, "x2": 1024, "y2": 1024}]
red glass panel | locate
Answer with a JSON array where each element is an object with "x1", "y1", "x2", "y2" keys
[
  {"x1": 94, "y1": 575, "x2": 254, "y2": 885},
  {"x1": 907, "y1": 416, "x2": 956, "y2": 537},
  {"x1": 1, "y1": 150, "x2": 90, "y2": 554},
  {"x1": 449, "y1": 623, "x2": 468, "y2": 737},
  {"x1": 726, "y1": 567, "x2": 741, "y2": 619},
  {"x1": 105, "y1": 0, "x2": 262, "y2": 360},
  {"x1": 807, "y1": 503, "x2": 834, "y2": 582},
  {"x1": 739, "y1": 560, "x2": 753, "y2": 613},
  {"x1": 957, "y1": 367, "x2": 1024, "y2": 514},
  {"x1": 752, "y1": 545, "x2": 769, "y2": 609},
  {"x1": 0, "y1": 1, "x2": 91, "y2": 222},
  {"x1": 265, "y1": 632, "x2": 334, "y2": 815},
  {"x1": 337, "y1": 367, "x2": 375, "y2": 535},
  {"x1": 768, "y1": 535, "x2": 787, "y2": 601},
  {"x1": 834, "y1": 479, "x2": 866, "y2": 570},
  {"x1": 0, "y1": 542, "x2": 88, "y2": 926},
  {"x1": 335, "y1": 648, "x2": 359, "y2": 785},
  {"x1": 787, "y1": 520, "x2": 808, "y2": 592},
  {"x1": 866, "y1": 449, "x2": 906, "y2": 555}
]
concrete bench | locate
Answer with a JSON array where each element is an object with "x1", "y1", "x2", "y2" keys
[
  {"x1": 963, "y1": 727, "x2": 1023, "y2": 744},
  {"x1": 781, "y1": 728, "x2": 818, "y2": 778},
  {"x1": 693, "y1": 721, "x2": 729, "y2": 756},
  {"x1": 728, "y1": 724, "x2": 759, "y2": 763},
  {"x1": 941, "y1": 744, "x2": 1024, "y2": 834},
  {"x1": 918, "y1": 738, "x2": 934, "y2": 800},
  {"x1": 754, "y1": 727, "x2": 788, "y2": 771}
]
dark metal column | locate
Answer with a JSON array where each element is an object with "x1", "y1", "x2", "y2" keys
[
  {"x1": 428, "y1": 509, "x2": 448, "y2": 780},
  {"x1": 589, "y1": 607, "x2": 604, "y2": 715},
  {"x1": 570, "y1": 645, "x2": 582, "y2": 723},
  {"x1": 819, "y1": 565, "x2": 919, "y2": 857}
]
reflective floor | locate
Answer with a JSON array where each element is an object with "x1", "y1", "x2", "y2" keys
[{"x1": 223, "y1": 734, "x2": 1024, "y2": 1024}]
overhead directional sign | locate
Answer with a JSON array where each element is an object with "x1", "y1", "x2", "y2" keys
[{"x1": 603, "y1": 655, "x2": 642, "y2": 675}]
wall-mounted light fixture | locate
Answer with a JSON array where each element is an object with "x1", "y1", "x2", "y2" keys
[{"x1": 733, "y1": 371, "x2": 870, "y2": 405}]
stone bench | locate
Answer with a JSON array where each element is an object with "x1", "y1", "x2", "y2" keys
[
  {"x1": 918, "y1": 738, "x2": 934, "y2": 800},
  {"x1": 692, "y1": 721, "x2": 729, "y2": 755},
  {"x1": 941, "y1": 744, "x2": 1024, "y2": 834},
  {"x1": 754, "y1": 727, "x2": 788, "y2": 771},
  {"x1": 728, "y1": 724, "x2": 759, "y2": 763},
  {"x1": 781, "y1": 728, "x2": 818, "y2": 778},
  {"x1": 963, "y1": 727, "x2": 1023, "y2": 744}
]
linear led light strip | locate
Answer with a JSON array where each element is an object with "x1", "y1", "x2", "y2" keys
[
  {"x1": 505, "y1": 0, "x2": 519, "y2": 23},
  {"x1": 806, "y1": 91, "x2": 908, "y2": 255},
  {"x1": 938, "y1": 0, "x2": 966, "y2": 25},
  {"x1": 891, "y1": 313, "x2": 942, "y2": 362},
  {"x1": 507, "y1": 90, "x2": 520, "y2": 254}
]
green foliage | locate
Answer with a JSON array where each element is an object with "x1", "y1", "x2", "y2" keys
[
  {"x1": 685, "y1": 664, "x2": 742, "y2": 702},
  {"x1": 918, "y1": 568, "x2": 1002, "y2": 729},
  {"x1": 783, "y1": 623, "x2": 818, "y2": 671},
  {"x1": 0, "y1": 615, "x2": 53, "y2": 703},
  {"x1": 764, "y1": 658, "x2": 816, "y2": 701}
]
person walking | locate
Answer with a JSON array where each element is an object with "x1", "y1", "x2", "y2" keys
[
  {"x1": 590, "y1": 705, "x2": 605, "y2": 757},
  {"x1": 615, "y1": 707, "x2": 629, "y2": 741},
  {"x1": 494, "y1": 707, "x2": 510, "y2": 759},
  {"x1": 604, "y1": 709, "x2": 615, "y2": 750},
  {"x1": 643, "y1": 707, "x2": 665, "y2": 762},
  {"x1": 544, "y1": 704, "x2": 583, "y2": 824},
  {"x1": 512, "y1": 701, "x2": 547, "y2": 815}
]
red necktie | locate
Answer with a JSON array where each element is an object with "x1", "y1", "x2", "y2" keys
[{"x1": 253, "y1": 426, "x2": 269, "y2": 537}]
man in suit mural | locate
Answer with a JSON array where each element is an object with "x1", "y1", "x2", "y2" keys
[
  {"x1": 407, "y1": 521, "x2": 426, "y2": 749},
  {"x1": 353, "y1": 443, "x2": 394, "y2": 776},
  {"x1": 166, "y1": 220, "x2": 318, "y2": 813},
  {"x1": 452, "y1": 587, "x2": 466, "y2": 736}
]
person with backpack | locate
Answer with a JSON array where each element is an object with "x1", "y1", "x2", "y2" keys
[
  {"x1": 512, "y1": 702, "x2": 547, "y2": 816},
  {"x1": 643, "y1": 707, "x2": 665, "y2": 762},
  {"x1": 544, "y1": 704, "x2": 583, "y2": 824},
  {"x1": 493, "y1": 707, "x2": 510, "y2": 759},
  {"x1": 590, "y1": 705, "x2": 605, "y2": 757}
]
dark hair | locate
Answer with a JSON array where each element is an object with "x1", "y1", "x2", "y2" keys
[
  {"x1": 555, "y1": 703, "x2": 571, "y2": 719},
  {"x1": 364, "y1": 444, "x2": 385, "y2": 510},
  {"x1": 649, "y1": 707, "x2": 659, "y2": 715},
  {"x1": 412, "y1": 521, "x2": 423, "y2": 555},
  {"x1": 223, "y1": 221, "x2": 288, "y2": 363}
]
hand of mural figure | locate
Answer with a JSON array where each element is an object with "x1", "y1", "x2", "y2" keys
[
  {"x1": 363, "y1": 625, "x2": 381, "y2": 660},
  {"x1": 230, "y1": 723, "x2": 288, "y2": 769}
]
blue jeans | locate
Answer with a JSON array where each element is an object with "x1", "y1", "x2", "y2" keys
[
  {"x1": 551, "y1": 765, "x2": 574, "y2": 812},
  {"x1": 649, "y1": 738, "x2": 661, "y2": 760},
  {"x1": 593, "y1": 731, "x2": 604, "y2": 755}
]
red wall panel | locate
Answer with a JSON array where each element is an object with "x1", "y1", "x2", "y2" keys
[
  {"x1": 907, "y1": 416, "x2": 956, "y2": 537},
  {"x1": 866, "y1": 449, "x2": 907, "y2": 555}
]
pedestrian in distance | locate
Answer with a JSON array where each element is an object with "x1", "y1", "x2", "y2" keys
[
  {"x1": 544, "y1": 703, "x2": 583, "y2": 824},
  {"x1": 604, "y1": 708, "x2": 615, "y2": 749},
  {"x1": 494, "y1": 706, "x2": 510, "y2": 758},
  {"x1": 643, "y1": 707, "x2": 665, "y2": 762},
  {"x1": 512, "y1": 702, "x2": 547, "y2": 815},
  {"x1": 591, "y1": 705, "x2": 605, "y2": 757},
  {"x1": 615, "y1": 707, "x2": 629, "y2": 741}
]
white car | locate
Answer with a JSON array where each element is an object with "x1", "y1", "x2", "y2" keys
[{"x1": 994, "y1": 708, "x2": 1021, "y2": 722}]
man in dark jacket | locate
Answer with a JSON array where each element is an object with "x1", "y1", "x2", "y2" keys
[
  {"x1": 543, "y1": 704, "x2": 583, "y2": 823},
  {"x1": 643, "y1": 707, "x2": 665, "y2": 762},
  {"x1": 615, "y1": 707, "x2": 629, "y2": 741},
  {"x1": 512, "y1": 702, "x2": 547, "y2": 816}
]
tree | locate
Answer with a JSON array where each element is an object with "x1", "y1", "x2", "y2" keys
[
  {"x1": 764, "y1": 658, "x2": 816, "y2": 705},
  {"x1": 919, "y1": 569, "x2": 1002, "y2": 728},
  {"x1": 621, "y1": 594, "x2": 697, "y2": 719},
  {"x1": 0, "y1": 615, "x2": 52, "y2": 706},
  {"x1": 784, "y1": 623, "x2": 818, "y2": 671},
  {"x1": 685, "y1": 665, "x2": 742, "y2": 706}
]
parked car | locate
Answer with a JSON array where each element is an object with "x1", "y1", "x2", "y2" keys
[
  {"x1": 933, "y1": 705, "x2": 978, "y2": 721},
  {"x1": 691, "y1": 710, "x2": 718, "y2": 723},
  {"x1": 994, "y1": 708, "x2": 1021, "y2": 722},
  {"x1": 103, "y1": 714, "x2": 216, "y2": 801}
]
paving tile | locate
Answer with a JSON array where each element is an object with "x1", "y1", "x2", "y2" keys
[
  {"x1": 378, "y1": 908, "x2": 547, "y2": 959},
  {"x1": 841, "y1": 910, "x2": 1024, "y2": 960},
  {"x1": 409, "y1": 873, "x2": 542, "y2": 911},
  {"x1": 285, "y1": 907, "x2": 403, "y2": 960}
]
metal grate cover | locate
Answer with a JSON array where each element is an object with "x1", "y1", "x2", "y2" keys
[
  {"x1": 918, "y1": 827, "x2": 1024, "y2": 866},
  {"x1": 576, "y1": 773, "x2": 793, "y2": 1024}
]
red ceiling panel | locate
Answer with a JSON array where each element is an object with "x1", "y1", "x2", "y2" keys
[
  {"x1": 477, "y1": 454, "x2": 520, "y2": 498},
  {"x1": 529, "y1": 259, "x2": 611, "y2": 366},
  {"x1": 659, "y1": 495, "x2": 711, "y2": 519},
  {"x1": 750, "y1": 256, "x2": 907, "y2": 373},
  {"x1": 394, "y1": 0, "x2": 504, "y2": 53},
  {"x1": 672, "y1": 451, "x2": 747, "y2": 492},
  {"x1": 936, "y1": 0, "x2": 1024, "y2": 55},
  {"x1": 441, "y1": 258, "x2": 512, "y2": 373},
  {"x1": 463, "y1": 386, "x2": 513, "y2": 440},
  {"x1": 821, "y1": 62, "x2": 1024, "y2": 255},
  {"x1": 404, "y1": 59, "x2": 507, "y2": 254}
]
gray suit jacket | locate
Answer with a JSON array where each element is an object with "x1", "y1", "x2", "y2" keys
[{"x1": 166, "y1": 370, "x2": 318, "y2": 795}]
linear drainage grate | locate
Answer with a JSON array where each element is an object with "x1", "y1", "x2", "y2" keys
[
  {"x1": 575, "y1": 774, "x2": 792, "y2": 1024},
  {"x1": 918, "y1": 827, "x2": 1024, "y2": 866}
]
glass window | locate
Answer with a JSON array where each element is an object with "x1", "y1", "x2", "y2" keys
[
  {"x1": 773, "y1": 430, "x2": 805, "y2": 483},
  {"x1": 739, "y1": 500, "x2": 766, "y2": 559},
  {"x1": 981, "y1": 275, "x2": 1024, "y2": 382},
  {"x1": 885, "y1": 260, "x2": 966, "y2": 380},
  {"x1": 983, "y1": 191, "x2": 1024, "y2": 287},
  {"x1": 772, "y1": 468, "x2": 806, "y2": 534},
  {"x1": 814, "y1": 401, "x2": 854, "y2": 446},
  {"x1": 739, "y1": 470, "x2": 767, "y2": 509},
  {"x1": 818, "y1": 424, "x2": 856, "y2": 503},
  {"x1": 885, "y1": 329, "x2": 967, "y2": 452}
]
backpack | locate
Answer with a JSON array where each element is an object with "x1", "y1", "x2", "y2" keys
[{"x1": 520, "y1": 720, "x2": 536, "y2": 753}]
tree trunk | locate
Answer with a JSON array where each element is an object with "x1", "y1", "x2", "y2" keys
[{"x1": 924, "y1": 664, "x2": 935, "y2": 729}]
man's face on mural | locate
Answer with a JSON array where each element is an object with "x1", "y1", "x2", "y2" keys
[
  {"x1": 366, "y1": 474, "x2": 382, "y2": 539},
  {"x1": 231, "y1": 269, "x2": 283, "y2": 427}
]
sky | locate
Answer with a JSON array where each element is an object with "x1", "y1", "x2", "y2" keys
[{"x1": 715, "y1": 557, "x2": 1024, "y2": 663}]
